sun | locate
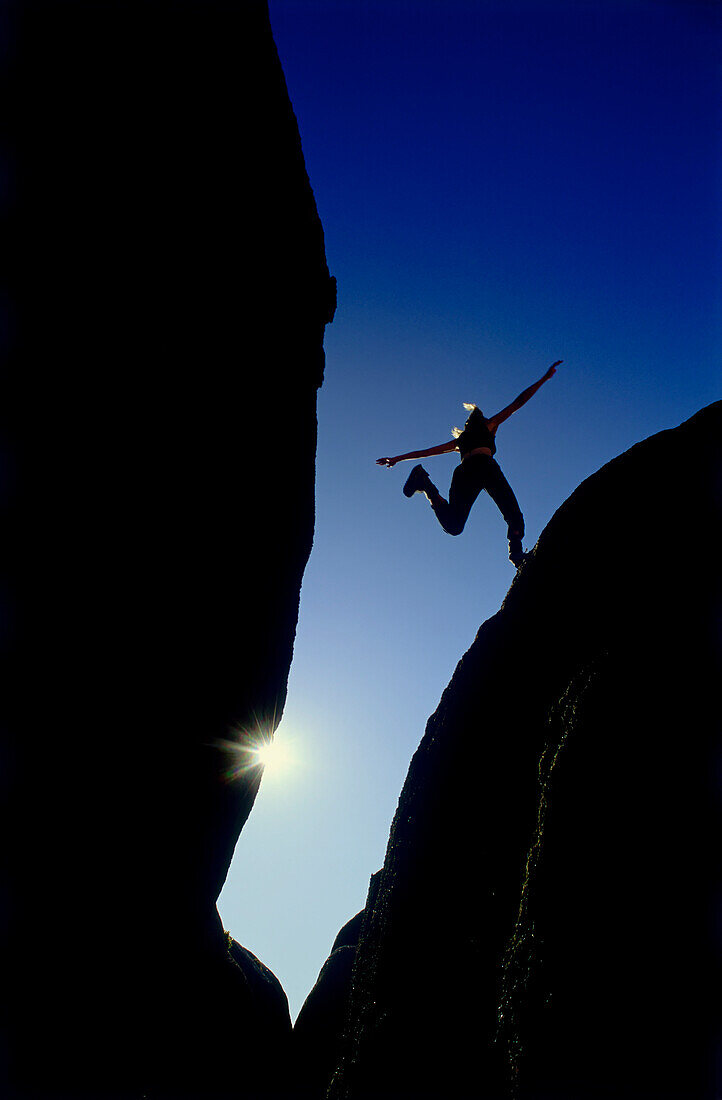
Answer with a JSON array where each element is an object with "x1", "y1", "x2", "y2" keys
[
  {"x1": 247, "y1": 731, "x2": 299, "y2": 783},
  {"x1": 252, "y1": 738, "x2": 287, "y2": 771},
  {"x1": 216, "y1": 721, "x2": 299, "y2": 785}
]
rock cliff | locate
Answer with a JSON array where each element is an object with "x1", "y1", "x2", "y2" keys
[
  {"x1": 6, "y1": 3, "x2": 333, "y2": 1097},
  {"x1": 318, "y1": 402, "x2": 720, "y2": 1100}
]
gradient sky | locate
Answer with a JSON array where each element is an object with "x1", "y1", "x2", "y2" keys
[{"x1": 218, "y1": 0, "x2": 720, "y2": 1019}]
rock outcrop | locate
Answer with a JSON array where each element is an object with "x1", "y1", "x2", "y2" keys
[
  {"x1": 294, "y1": 874, "x2": 383, "y2": 1099},
  {"x1": 6, "y1": 3, "x2": 333, "y2": 1097},
  {"x1": 322, "y1": 403, "x2": 721, "y2": 1100}
]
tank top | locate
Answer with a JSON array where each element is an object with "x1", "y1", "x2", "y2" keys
[{"x1": 456, "y1": 406, "x2": 497, "y2": 458}]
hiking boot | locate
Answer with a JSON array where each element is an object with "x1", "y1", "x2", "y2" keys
[
  {"x1": 508, "y1": 537, "x2": 526, "y2": 568},
  {"x1": 403, "y1": 464, "x2": 432, "y2": 497}
]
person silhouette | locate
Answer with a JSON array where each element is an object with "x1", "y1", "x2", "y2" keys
[{"x1": 377, "y1": 361, "x2": 561, "y2": 567}]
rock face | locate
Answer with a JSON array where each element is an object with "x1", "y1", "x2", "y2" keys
[
  {"x1": 7, "y1": 3, "x2": 333, "y2": 1097},
  {"x1": 294, "y1": 874, "x2": 383, "y2": 1099},
  {"x1": 324, "y1": 403, "x2": 721, "y2": 1100}
]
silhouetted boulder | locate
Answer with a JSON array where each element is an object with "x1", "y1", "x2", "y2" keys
[
  {"x1": 6, "y1": 2, "x2": 333, "y2": 1097},
  {"x1": 295, "y1": 948, "x2": 357, "y2": 1100},
  {"x1": 294, "y1": 875, "x2": 383, "y2": 1099},
  {"x1": 326, "y1": 402, "x2": 721, "y2": 1100},
  {"x1": 229, "y1": 938, "x2": 293, "y2": 1052}
]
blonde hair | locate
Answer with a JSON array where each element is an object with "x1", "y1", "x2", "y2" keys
[{"x1": 451, "y1": 402, "x2": 478, "y2": 438}]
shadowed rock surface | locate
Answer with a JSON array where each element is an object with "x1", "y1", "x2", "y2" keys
[
  {"x1": 324, "y1": 402, "x2": 721, "y2": 1100},
  {"x1": 6, "y1": 3, "x2": 333, "y2": 1097},
  {"x1": 293, "y1": 875, "x2": 383, "y2": 1099}
]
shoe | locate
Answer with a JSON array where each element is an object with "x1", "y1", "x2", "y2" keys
[
  {"x1": 403, "y1": 464, "x2": 431, "y2": 497},
  {"x1": 508, "y1": 538, "x2": 526, "y2": 568}
]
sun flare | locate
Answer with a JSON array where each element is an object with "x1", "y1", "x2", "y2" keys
[
  {"x1": 252, "y1": 738, "x2": 288, "y2": 772},
  {"x1": 217, "y1": 722, "x2": 299, "y2": 785}
]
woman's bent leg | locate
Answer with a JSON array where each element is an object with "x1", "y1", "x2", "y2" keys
[{"x1": 430, "y1": 461, "x2": 483, "y2": 536}]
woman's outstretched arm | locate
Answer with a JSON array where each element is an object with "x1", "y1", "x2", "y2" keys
[
  {"x1": 377, "y1": 440, "x2": 458, "y2": 468},
  {"x1": 487, "y1": 360, "x2": 562, "y2": 430}
]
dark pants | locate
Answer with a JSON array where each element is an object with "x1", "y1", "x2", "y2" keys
[{"x1": 427, "y1": 454, "x2": 524, "y2": 540}]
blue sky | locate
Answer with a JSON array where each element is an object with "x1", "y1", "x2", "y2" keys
[{"x1": 218, "y1": 0, "x2": 720, "y2": 1018}]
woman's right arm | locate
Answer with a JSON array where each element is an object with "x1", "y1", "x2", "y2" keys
[{"x1": 377, "y1": 440, "x2": 457, "y2": 467}]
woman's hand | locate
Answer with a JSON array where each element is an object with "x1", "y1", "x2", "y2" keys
[
  {"x1": 543, "y1": 360, "x2": 562, "y2": 381},
  {"x1": 377, "y1": 456, "x2": 398, "y2": 468}
]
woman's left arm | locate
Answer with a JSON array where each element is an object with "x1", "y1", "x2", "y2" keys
[{"x1": 487, "y1": 360, "x2": 562, "y2": 430}]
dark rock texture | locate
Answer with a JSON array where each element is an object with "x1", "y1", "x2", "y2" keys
[
  {"x1": 5, "y1": 2, "x2": 333, "y2": 1097},
  {"x1": 229, "y1": 938, "x2": 293, "y2": 1051},
  {"x1": 294, "y1": 875, "x2": 383, "y2": 1099},
  {"x1": 326, "y1": 403, "x2": 721, "y2": 1100}
]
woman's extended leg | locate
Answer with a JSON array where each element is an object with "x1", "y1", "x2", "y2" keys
[{"x1": 483, "y1": 459, "x2": 526, "y2": 564}]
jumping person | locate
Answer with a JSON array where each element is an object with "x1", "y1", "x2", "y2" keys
[{"x1": 376, "y1": 361, "x2": 562, "y2": 567}]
